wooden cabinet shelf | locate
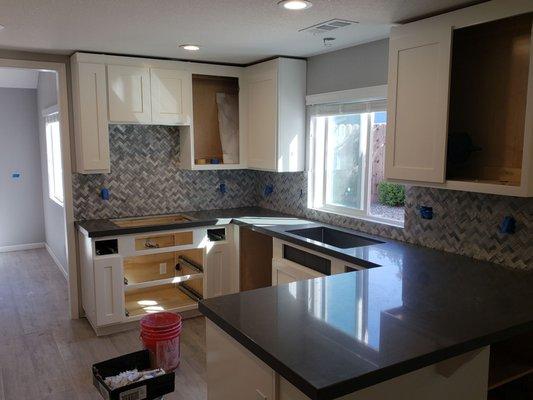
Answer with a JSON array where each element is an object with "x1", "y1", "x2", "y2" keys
[{"x1": 125, "y1": 284, "x2": 197, "y2": 317}]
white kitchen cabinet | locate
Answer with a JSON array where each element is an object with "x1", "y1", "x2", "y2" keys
[
  {"x1": 272, "y1": 258, "x2": 324, "y2": 285},
  {"x1": 94, "y1": 255, "x2": 124, "y2": 326},
  {"x1": 385, "y1": 0, "x2": 533, "y2": 196},
  {"x1": 244, "y1": 58, "x2": 306, "y2": 172},
  {"x1": 204, "y1": 242, "x2": 235, "y2": 298},
  {"x1": 70, "y1": 60, "x2": 110, "y2": 173},
  {"x1": 206, "y1": 320, "x2": 276, "y2": 400},
  {"x1": 107, "y1": 65, "x2": 152, "y2": 123},
  {"x1": 150, "y1": 68, "x2": 192, "y2": 125},
  {"x1": 385, "y1": 25, "x2": 452, "y2": 183}
]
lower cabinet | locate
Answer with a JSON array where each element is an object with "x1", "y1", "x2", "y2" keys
[
  {"x1": 207, "y1": 320, "x2": 276, "y2": 400},
  {"x1": 207, "y1": 317, "x2": 491, "y2": 400},
  {"x1": 272, "y1": 258, "x2": 324, "y2": 285},
  {"x1": 79, "y1": 225, "x2": 236, "y2": 335},
  {"x1": 205, "y1": 242, "x2": 236, "y2": 298},
  {"x1": 94, "y1": 255, "x2": 124, "y2": 326}
]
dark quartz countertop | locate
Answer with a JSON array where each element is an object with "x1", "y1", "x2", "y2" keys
[
  {"x1": 75, "y1": 206, "x2": 292, "y2": 237},
  {"x1": 77, "y1": 207, "x2": 533, "y2": 399}
]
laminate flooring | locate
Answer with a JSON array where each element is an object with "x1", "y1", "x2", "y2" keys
[{"x1": 0, "y1": 249, "x2": 207, "y2": 400}]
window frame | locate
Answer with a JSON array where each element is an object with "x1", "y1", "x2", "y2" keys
[
  {"x1": 306, "y1": 85, "x2": 404, "y2": 228},
  {"x1": 43, "y1": 104, "x2": 64, "y2": 207}
]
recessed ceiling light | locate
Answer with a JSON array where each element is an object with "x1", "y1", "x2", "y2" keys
[
  {"x1": 278, "y1": 0, "x2": 312, "y2": 10},
  {"x1": 0, "y1": 24, "x2": 4, "y2": 31},
  {"x1": 179, "y1": 44, "x2": 200, "y2": 51}
]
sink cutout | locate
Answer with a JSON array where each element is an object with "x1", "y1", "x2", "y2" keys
[
  {"x1": 287, "y1": 227, "x2": 383, "y2": 249},
  {"x1": 112, "y1": 214, "x2": 193, "y2": 228}
]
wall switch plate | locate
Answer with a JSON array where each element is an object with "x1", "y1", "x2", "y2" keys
[{"x1": 159, "y1": 263, "x2": 167, "y2": 274}]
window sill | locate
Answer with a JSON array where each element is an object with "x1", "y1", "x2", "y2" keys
[{"x1": 309, "y1": 206, "x2": 405, "y2": 229}]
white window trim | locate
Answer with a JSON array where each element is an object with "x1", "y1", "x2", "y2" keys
[
  {"x1": 306, "y1": 85, "x2": 404, "y2": 228},
  {"x1": 43, "y1": 104, "x2": 64, "y2": 207}
]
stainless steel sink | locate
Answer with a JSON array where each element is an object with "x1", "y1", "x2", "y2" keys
[{"x1": 286, "y1": 226, "x2": 383, "y2": 249}]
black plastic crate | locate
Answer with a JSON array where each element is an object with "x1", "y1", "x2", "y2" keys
[{"x1": 92, "y1": 350, "x2": 175, "y2": 400}]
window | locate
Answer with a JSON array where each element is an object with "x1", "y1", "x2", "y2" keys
[
  {"x1": 44, "y1": 108, "x2": 64, "y2": 206},
  {"x1": 308, "y1": 86, "x2": 404, "y2": 226}
]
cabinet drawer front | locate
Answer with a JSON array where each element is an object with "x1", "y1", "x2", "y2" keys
[{"x1": 135, "y1": 234, "x2": 175, "y2": 251}]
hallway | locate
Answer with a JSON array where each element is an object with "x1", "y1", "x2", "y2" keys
[{"x1": 0, "y1": 249, "x2": 206, "y2": 399}]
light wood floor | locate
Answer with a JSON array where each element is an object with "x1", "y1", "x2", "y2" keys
[{"x1": 0, "y1": 249, "x2": 207, "y2": 400}]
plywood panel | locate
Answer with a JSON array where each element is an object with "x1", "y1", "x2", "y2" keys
[
  {"x1": 125, "y1": 284, "x2": 196, "y2": 317},
  {"x1": 192, "y1": 75, "x2": 239, "y2": 162},
  {"x1": 448, "y1": 13, "x2": 532, "y2": 185},
  {"x1": 239, "y1": 227, "x2": 273, "y2": 291},
  {"x1": 134, "y1": 234, "x2": 174, "y2": 251}
]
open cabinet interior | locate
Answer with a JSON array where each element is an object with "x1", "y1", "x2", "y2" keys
[
  {"x1": 192, "y1": 74, "x2": 239, "y2": 166},
  {"x1": 447, "y1": 13, "x2": 532, "y2": 186},
  {"x1": 124, "y1": 248, "x2": 204, "y2": 318}
]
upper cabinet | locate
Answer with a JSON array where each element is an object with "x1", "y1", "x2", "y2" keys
[
  {"x1": 385, "y1": 25, "x2": 452, "y2": 183},
  {"x1": 244, "y1": 58, "x2": 307, "y2": 172},
  {"x1": 150, "y1": 68, "x2": 192, "y2": 125},
  {"x1": 107, "y1": 65, "x2": 152, "y2": 124},
  {"x1": 71, "y1": 59, "x2": 110, "y2": 174},
  {"x1": 385, "y1": 0, "x2": 533, "y2": 196},
  {"x1": 70, "y1": 53, "x2": 307, "y2": 173}
]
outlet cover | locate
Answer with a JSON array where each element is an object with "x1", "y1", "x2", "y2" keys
[{"x1": 159, "y1": 263, "x2": 167, "y2": 274}]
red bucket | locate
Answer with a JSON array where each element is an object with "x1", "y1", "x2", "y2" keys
[{"x1": 140, "y1": 312, "x2": 183, "y2": 371}]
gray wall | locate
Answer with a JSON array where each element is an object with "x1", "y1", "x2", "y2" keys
[
  {"x1": 37, "y1": 71, "x2": 67, "y2": 273},
  {"x1": 0, "y1": 88, "x2": 45, "y2": 248},
  {"x1": 307, "y1": 39, "x2": 389, "y2": 95}
]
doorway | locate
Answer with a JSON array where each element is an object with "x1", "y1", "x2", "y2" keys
[{"x1": 0, "y1": 58, "x2": 77, "y2": 319}]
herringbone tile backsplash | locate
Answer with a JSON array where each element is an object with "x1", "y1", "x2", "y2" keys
[
  {"x1": 255, "y1": 171, "x2": 533, "y2": 269},
  {"x1": 72, "y1": 125, "x2": 257, "y2": 219},
  {"x1": 73, "y1": 125, "x2": 532, "y2": 269}
]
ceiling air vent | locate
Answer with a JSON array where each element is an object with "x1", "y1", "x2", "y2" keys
[{"x1": 299, "y1": 19, "x2": 358, "y2": 35}]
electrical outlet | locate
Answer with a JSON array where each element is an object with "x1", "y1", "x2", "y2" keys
[{"x1": 159, "y1": 263, "x2": 167, "y2": 275}]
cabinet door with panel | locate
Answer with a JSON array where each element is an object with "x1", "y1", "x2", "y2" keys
[
  {"x1": 272, "y1": 258, "x2": 324, "y2": 285},
  {"x1": 94, "y1": 255, "x2": 124, "y2": 326},
  {"x1": 150, "y1": 68, "x2": 192, "y2": 125},
  {"x1": 245, "y1": 58, "x2": 306, "y2": 172},
  {"x1": 205, "y1": 243, "x2": 234, "y2": 298},
  {"x1": 246, "y1": 63, "x2": 278, "y2": 171},
  {"x1": 385, "y1": 24, "x2": 453, "y2": 183},
  {"x1": 107, "y1": 65, "x2": 151, "y2": 123},
  {"x1": 71, "y1": 62, "x2": 110, "y2": 173}
]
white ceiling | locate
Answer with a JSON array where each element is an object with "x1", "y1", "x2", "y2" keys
[
  {"x1": 0, "y1": 68, "x2": 38, "y2": 89},
  {"x1": 0, "y1": 0, "x2": 481, "y2": 64}
]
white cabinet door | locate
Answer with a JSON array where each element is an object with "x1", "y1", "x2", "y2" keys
[
  {"x1": 205, "y1": 243, "x2": 234, "y2": 298},
  {"x1": 107, "y1": 65, "x2": 151, "y2": 123},
  {"x1": 150, "y1": 68, "x2": 192, "y2": 125},
  {"x1": 272, "y1": 258, "x2": 324, "y2": 286},
  {"x1": 385, "y1": 24, "x2": 452, "y2": 183},
  {"x1": 72, "y1": 62, "x2": 110, "y2": 173},
  {"x1": 94, "y1": 255, "x2": 124, "y2": 326},
  {"x1": 246, "y1": 64, "x2": 278, "y2": 171}
]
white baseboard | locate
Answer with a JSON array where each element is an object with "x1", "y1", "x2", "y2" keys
[
  {"x1": 45, "y1": 244, "x2": 68, "y2": 280},
  {"x1": 0, "y1": 242, "x2": 44, "y2": 253}
]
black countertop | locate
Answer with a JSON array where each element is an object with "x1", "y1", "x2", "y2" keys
[
  {"x1": 77, "y1": 207, "x2": 533, "y2": 399},
  {"x1": 75, "y1": 207, "x2": 293, "y2": 238}
]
